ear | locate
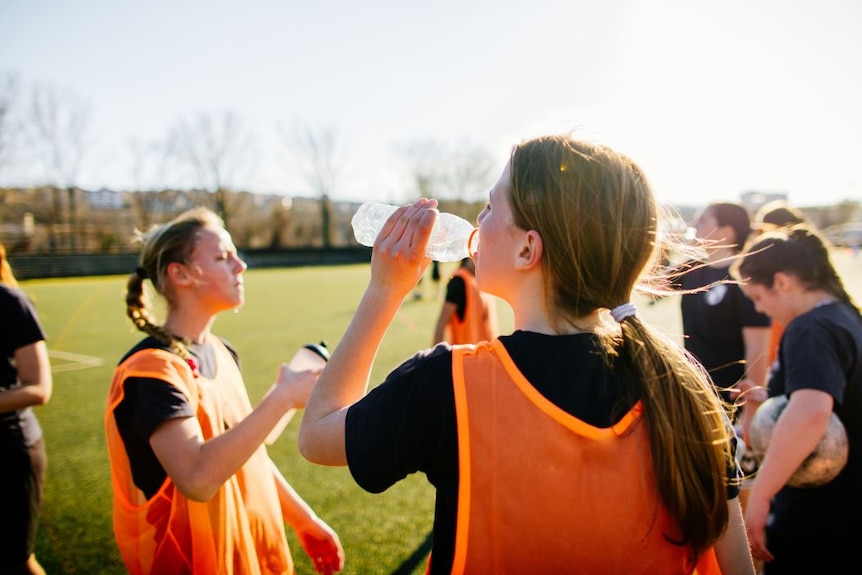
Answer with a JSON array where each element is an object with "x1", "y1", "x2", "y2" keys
[
  {"x1": 716, "y1": 223, "x2": 736, "y2": 244},
  {"x1": 772, "y1": 271, "x2": 794, "y2": 292},
  {"x1": 166, "y1": 261, "x2": 193, "y2": 287},
  {"x1": 514, "y1": 230, "x2": 542, "y2": 270}
]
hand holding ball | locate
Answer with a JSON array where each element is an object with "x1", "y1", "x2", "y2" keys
[{"x1": 748, "y1": 395, "x2": 848, "y2": 488}]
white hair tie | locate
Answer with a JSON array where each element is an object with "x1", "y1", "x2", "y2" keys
[{"x1": 610, "y1": 302, "x2": 637, "y2": 323}]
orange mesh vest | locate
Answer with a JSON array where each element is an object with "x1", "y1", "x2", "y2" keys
[
  {"x1": 767, "y1": 321, "x2": 784, "y2": 366},
  {"x1": 447, "y1": 341, "x2": 720, "y2": 575},
  {"x1": 447, "y1": 268, "x2": 494, "y2": 345},
  {"x1": 105, "y1": 341, "x2": 293, "y2": 575}
]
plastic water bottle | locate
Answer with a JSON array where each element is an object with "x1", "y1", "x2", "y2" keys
[
  {"x1": 351, "y1": 202, "x2": 476, "y2": 262},
  {"x1": 265, "y1": 342, "x2": 330, "y2": 445}
]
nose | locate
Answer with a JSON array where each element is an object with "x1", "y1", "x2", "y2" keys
[{"x1": 233, "y1": 254, "x2": 247, "y2": 273}]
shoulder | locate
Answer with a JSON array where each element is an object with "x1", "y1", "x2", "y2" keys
[
  {"x1": 214, "y1": 336, "x2": 241, "y2": 367},
  {"x1": 385, "y1": 344, "x2": 454, "y2": 386},
  {"x1": 787, "y1": 302, "x2": 862, "y2": 344},
  {"x1": 448, "y1": 273, "x2": 467, "y2": 287},
  {"x1": 0, "y1": 285, "x2": 47, "y2": 346},
  {"x1": 672, "y1": 260, "x2": 715, "y2": 288},
  {"x1": 353, "y1": 345, "x2": 455, "y2": 415},
  {"x1": 118, "y1": 337, "x2": 172, "y2": 366},
  {"x1": 0, "y1": 283, "x2": 37, "y2": 314}
]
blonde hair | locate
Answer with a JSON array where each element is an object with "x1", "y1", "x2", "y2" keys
[
  {"x1": 0, "y1": 242, "x2": 19, "y2": 288},
  {"x1": 125, "y1": 207, "x2": 224, "y2": 359},
  {"x1": 509, "y1": 134, "x2": 733, "y2": 554}
]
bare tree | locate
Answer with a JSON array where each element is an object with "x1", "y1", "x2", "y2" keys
[
  {"x1": 28, "y1": 82, "x2": 92, "y2": 251},
  {"x1": 397, "y1": 137, "x2": 495, "y2": 209},
  {"x1": 398, "y1": 137, "x2": 448, "y2": 198},
  {"x1": 171, "y1": 111, "x2": 256, "y2": 230},
  {"x1": 280, "y1": 122, "x2": 343, "y2": 248},
  {"x1": 127, "y1": 132, "x2": 181, "y2": 230},
  {"x1": 443, "y1": 139, "x2": 496, "y2": 202},
  {"x1": 0, "y1": 72, "x2": 23, "y2": 186}
]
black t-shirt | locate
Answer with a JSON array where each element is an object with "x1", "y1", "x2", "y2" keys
[
  {"x1": 112, "y1": 336, "x2": 240, "y2": 498},
  {"x1": 444, "y1": 275, "x2": 467, "y2": 320},
  {"x1": 345, "y1": 330, "x2": 740, "y2": 574},
  {"x1": 676, "y1": 262, "x2": 771, "y2": 389},
  {"x1": 765, "y1": 301, "x2": 862, "y2": 563},
  {"x1": 0, "y1": 285, "x2": 46, "y2": 389},
  {"x1": 0, "y1": 284, "x2": 47, "y2": 445}
]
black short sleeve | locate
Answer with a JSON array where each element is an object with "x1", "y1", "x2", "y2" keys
[{"x1": 346, "y1": 345, "x2": 456, "y2": 493}]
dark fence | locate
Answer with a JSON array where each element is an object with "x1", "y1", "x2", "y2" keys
[{"x1": 9, "y1": 247, "x2": 372, "y2": 280}]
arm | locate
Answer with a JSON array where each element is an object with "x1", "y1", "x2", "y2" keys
[
  {"x1": 0, "y1": 340, "x2": 52, "y2": 412},
  {"x1": 299, "y1": 200, "x2": 437, "y2": 466},
  {"x1": 271, "y1": 461, "x2": 344, "y2": 574},
  {"x1": 736, "y1": 326, "x2": 771, "y2": 442},
  {"x1": 714, "y1": 498, "x2": 756, "y2": 575},
  {"x1": 743, "y1": 388, "x2": 834, "y2": 563},
  {"x1": 149, "y1": 362, "x2": 319, "y2": 501},
  {"x1": 433, "y1": 301, "x2": 457, "y2": 345}
]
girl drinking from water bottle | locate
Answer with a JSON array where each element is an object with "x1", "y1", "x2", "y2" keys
[{"x1": 299, "y1": 133, "x2": 755, "y2": 574}]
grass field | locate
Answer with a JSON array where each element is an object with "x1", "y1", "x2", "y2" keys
[{"x1": 19, "y1": 251, "x2": 862, "y2": 574}]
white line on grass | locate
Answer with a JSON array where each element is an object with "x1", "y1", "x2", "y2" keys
[{"x1": 48, "y1": 349, "x2": 104, "y2": 373}]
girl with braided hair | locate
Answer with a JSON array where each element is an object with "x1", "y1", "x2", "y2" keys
[
  {"x1": 299, "y1": 134, "x2": 755, "y2": 574},
  {"x1": 732, "y1": 225, "x2": 862, "y2": 572},
  {"x1": 106, "y1": 207, "x2": 343, "y2": 575}
]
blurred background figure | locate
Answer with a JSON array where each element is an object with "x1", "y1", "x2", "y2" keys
[
  {"x1": 672, "y1": 202, "x2": 771, "y2": 436},
  {"x1": 671, "y1": 202, "x2": 772, "y2": 573},
  {"x1": 433, "y1": 257, "x2": 498, "y2": 345},
  {"x1": 430, "y1": 260, "x2": 442, "y2": 298},
  {"x1": 0, "y1": 242, "x2": 53, "y2": 575},
  {"x1": 752, "y1": 200, "x2": 809, "y2": 366},
  {"x1": 752, "y1": 200, "x2": 807, "y2": 236}
]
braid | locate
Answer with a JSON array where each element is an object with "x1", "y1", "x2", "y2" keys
[{"x1": 125, "y1": 271, "x2": 192, "y2": 359}]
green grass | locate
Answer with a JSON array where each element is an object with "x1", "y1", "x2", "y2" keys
[
  {"x1": 24, "y1": 261, "x2": 490, "y2": 575},
  {"x1": 20, "y1": 251, "x2": 862, "y2": 574}
]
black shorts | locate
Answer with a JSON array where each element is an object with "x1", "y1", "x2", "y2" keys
[{"x1": 0, "y1": 438, "x2": 47, "y2": 565}]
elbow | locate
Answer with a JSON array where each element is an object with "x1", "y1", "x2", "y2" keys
[
  {"x1": 35, "y1": 384, "x2": 52, "y2": 406},
  {"x1": 298, "y1": 423, "x2": 347, "y2": 466},
  {"x1": 297, "y1": 427, "x2": 316, "y2": 462},
  {"x1": 174, "y1": 475, "x2": 221, "y2": 502},
  {"x1": 169, "y1": 462, "x2": 222, "y2": 502},
  {"x1": 298, "y1": 426, "x2": 327, "y2": 465}
]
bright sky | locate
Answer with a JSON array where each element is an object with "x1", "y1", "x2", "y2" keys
[{"x1": 2, "y1": 0, "x2": 861, "y2": 208}]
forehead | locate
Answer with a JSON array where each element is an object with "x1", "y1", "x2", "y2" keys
[
  {"x1": 741, "y1": 281, "x2": 767, "y2": 297},
  {"x1": 490, "y1": 162, "x2": 511, "y2": 202},
  {"x1": 194, "y1": 225, "x2": 233, "y2": 248}
]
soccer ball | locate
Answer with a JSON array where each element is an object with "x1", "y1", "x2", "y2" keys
[{"x1": 748, "y1": 395, "x2": 849, "y2": 488}]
